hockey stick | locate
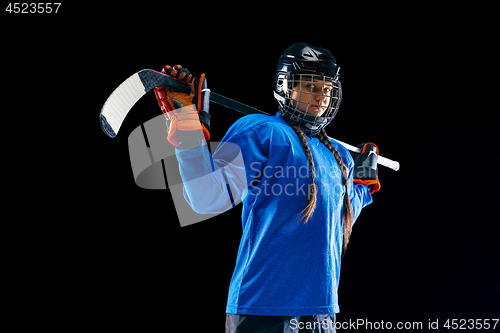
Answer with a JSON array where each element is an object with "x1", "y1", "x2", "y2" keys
[{"x1": 100, "y1": 69, "x2": 400, "y2": 171}]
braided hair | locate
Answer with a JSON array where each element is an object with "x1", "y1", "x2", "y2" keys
[{"x1": 282, "y1": 116, "x2": 354, "y2": 252}]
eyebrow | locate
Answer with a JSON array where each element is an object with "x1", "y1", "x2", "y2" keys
[{"x1": 310, "y1": 79, "x2": 333, "y2": 87}]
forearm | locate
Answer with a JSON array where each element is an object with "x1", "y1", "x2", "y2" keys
[
  {"x1": 350, "y1": 183, "x2": 373, "y2": 225},
  {"x1": 175, "y1": 139, "x2": 247, "y2": 214}
]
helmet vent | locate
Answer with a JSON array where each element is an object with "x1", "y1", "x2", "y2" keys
[
  {"x1": 292, "y1": 61, "x2": 319, "y2": 73},
  {"x1": 301, "y1": 46, "x2": 320, "y2": 60}
]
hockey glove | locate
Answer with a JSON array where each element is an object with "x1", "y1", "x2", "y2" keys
[
  {"x1": 154, "y1": 65, "x2": 211, "y2": 146},
  {"x1": 351, "y1": 142, "x2": 381, "y2": 194}
]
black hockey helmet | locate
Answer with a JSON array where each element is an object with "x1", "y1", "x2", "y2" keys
[{"x1": 274, "y1": 43, "x2": 342, "y2": 135}]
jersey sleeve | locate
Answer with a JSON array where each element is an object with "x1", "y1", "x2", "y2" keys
[{"x1": 174, "y1": 116, "x2": 269, "y2": 214}]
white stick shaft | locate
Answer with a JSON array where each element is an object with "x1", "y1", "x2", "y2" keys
[{"x1": 331, "y1": 138, "x2": 400, "y2": 171}]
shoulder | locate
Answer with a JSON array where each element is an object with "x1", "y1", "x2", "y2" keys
[
  {"x1": 227, "y1": 113, "x2": 285, "y2": 133},
  {"x1": 224, "y1": 113, "x2": 292, "y2": 140}
]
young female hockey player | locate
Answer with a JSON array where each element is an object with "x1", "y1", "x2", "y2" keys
[{"x1": 154, "y1": 43, "x2": 380, "y2": 333}]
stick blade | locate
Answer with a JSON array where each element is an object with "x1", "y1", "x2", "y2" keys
[
  {"x1": 100, "y1": 114, "x2": 117, "y2": 138},
  {"x1": 100, "y1": 71, "x2": 148, "y2": 137},
  {"x1": 100, "y1": 69, "x2": 192, "y2": 138}
]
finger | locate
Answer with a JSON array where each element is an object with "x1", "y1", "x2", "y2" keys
[
  {"x1": 168, "y1": 64, "x2": 183, "y2": 78},
  {"x1": 160, "y1": 64, "x2": 192, "y2": 82},
  {"x1": 177, "y1": 68, "x2": 191, "y2": 81},
  {"x1": 177, "y1": 68, "x2": 187, "y2": 80},
  {"x1": 161, "y1": 65, "x2": 172, "y2": 74},
  {"x1": 166, "y1": 66, "x2": 177, "y2": 77}
]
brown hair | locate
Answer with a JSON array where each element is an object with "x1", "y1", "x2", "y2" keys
[{"x1": 283, "y1": 116, "x2": 354, "y2": 252}]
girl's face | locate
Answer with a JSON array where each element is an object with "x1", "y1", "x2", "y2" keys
[{"x1": 290, "y1": 78, "x2": 333, "y2": 117}]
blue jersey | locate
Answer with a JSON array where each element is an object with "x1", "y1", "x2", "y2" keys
[{"x1": 175, "y1": 112, "x2": 373, "y2": 316}]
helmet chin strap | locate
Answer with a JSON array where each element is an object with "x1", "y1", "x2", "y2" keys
[{"x1": 294, "y1": 115, "x2": 329, "y2": 136}]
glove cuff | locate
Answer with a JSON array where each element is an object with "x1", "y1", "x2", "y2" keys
[{"x1": 353, "y1": 178, "x2": 381, "y2": 194}]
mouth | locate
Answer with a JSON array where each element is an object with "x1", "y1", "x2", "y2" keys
[{"x1": 310, "y1": 106, "x2": 325, "y2": 112}]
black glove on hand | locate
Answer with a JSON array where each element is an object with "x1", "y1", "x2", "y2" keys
[{"x1": 351, "y1": 142, "x2": 381, "y2": 194}]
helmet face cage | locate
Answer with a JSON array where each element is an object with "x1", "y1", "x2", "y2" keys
[{"x1": 276, "y1": 73, "x2": 342, "y2": 135}]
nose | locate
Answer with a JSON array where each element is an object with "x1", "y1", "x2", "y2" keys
[{"x1": 315, "y1": 93, "x2": 326, "y2": 103}]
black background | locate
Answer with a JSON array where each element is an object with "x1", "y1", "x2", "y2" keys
[{"x1": 3, "y1": 4, "x2": 499, "y2": 331}]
